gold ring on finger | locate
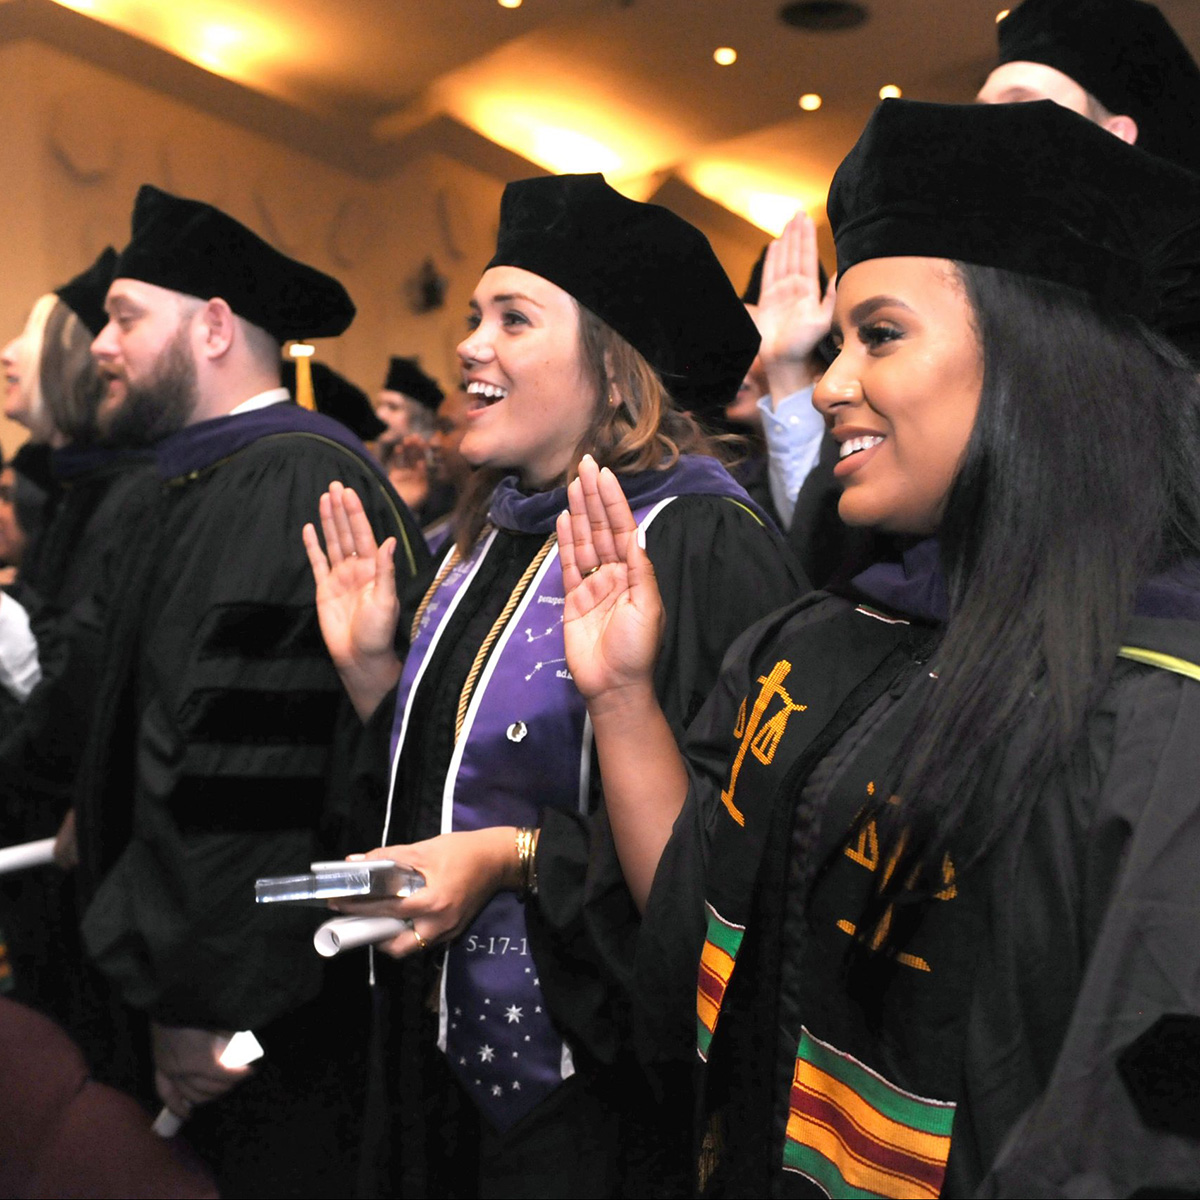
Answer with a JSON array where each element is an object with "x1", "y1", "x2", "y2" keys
[
  {"x1": 582, "y1": 565, "x2": 601, "y2": 578},
  {"x1": 412, "y1": 927, "x2": 428, "y2": 952}
]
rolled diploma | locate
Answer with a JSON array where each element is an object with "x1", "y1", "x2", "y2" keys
[
  {"x1": 0, "y1": 838, "x2": 55, "y2": 875},
  {"x1": 152, "y1": 1030, "x2": 264, "y2": 1138},
  {"x1": 314, "y1": 916, "x2": 410, "y2": 957}
]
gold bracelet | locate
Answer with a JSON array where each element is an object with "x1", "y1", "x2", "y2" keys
[{"x1": 515, "y1": 827, "x2": 539, "y2": 898}]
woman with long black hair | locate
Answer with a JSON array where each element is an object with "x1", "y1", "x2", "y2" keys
[
  {"x1": 304, "y1": 174, "x2": 802, "y2": 1196},
  {"x1": 558, "y1": 98, "x2": 1200, "y2": 1197}
]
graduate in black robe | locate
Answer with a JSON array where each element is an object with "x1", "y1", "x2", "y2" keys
[
  {"x1": 0, "y1": 249, "x2": 162, "y2": 1040},
  {"x1": 557, "y1": 100, "x2": 1200, "y2": 1197},
  {"x1": 70, "y1": 185, "x2": 428, "y2": 1198},
  {"x1": 309, "y1": 173, "x2": 805, "y2": 1198}
]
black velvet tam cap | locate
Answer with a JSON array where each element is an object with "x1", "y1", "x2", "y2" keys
[
  {"x1": 486, "y1": 173, "x2": 759, "y2": 414},
  {"x1": 55, "y1": 247, "x2": 116, "y2": 337},
  {"x1": 383, "y1": 356, "x2": 444, "y2": 408},
  {"x1": 828, "y1": 99, "x2": 1200, "y2": 361},
  {"x1": 996, "y1": 0, "x2": 1200, "y2": 171},
  {"x1": 113, "y1": 185, "x2": 355, "y2": 342},
  {"x1": 282, "y1": 360, "x2": 386, "y2": 441}
]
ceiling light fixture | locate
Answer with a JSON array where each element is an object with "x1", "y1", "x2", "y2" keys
[
  {"x1": 499, "y1": 0, "x2": 523, "y2": 8},
  {"x1": 879, "y1": 84, "x2": 901, "y2": 99},
  {"x1": 996, "y1": 9, "x2": 1010, "y2": 21},
  {"x1": 799, "y1": 93, "x2": 823, "y2": 111},
  {"x1": 713, "y1": 47, "x2": 738, "y2": 66}
]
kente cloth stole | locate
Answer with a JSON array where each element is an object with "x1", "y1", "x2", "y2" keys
[
  {"x1": 386, "y1": 498, "x2": 677, "y2": 1131},
  {"x1": 784, "y1": 1028, "x2": 954, "y2": 1199},
  {"x1": 774, "y1": 667, "x2": 979, "y2": 1200},
  {"x1": 697, "y1": 602, "x2": 919, "y2": 1063}
]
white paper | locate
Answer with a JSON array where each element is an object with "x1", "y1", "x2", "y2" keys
[
  {"x1": 313, "y1": 916, "x2": 410, "y2": 957},
  {"x1": 0, "y1": 838, "x2": 55, "y2": 875},
  {"x1": 218, "y1": 1030, "x2": 264, "y2": 1069},
  {"x1": 151, "y1": 1028, "x2": 264, "y2": 1137},
  {"x1": 152, "y1": 1108, "x2": 183, "y2": 1138}
]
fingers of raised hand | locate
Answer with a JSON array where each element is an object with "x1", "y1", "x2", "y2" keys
[
  {"x1": 343, "y1": 485, "x2": 381, "y2": 559},
  {"x1": 321, "y1": 483, "x2": 353, "y2": 564},
  {"x1": 579, "y1": 457, "x2": 621, "y2": 563},
  {"x1": 302, "y1": 522, "x2": 330, "y2": 584},
  {"x1": 557, "y1": 509, "x2": 582, "y2": 591},
  {"x1": 595, "y1": 463, "x2": 638, "y2": 559},
  {"x1": 567, "y1": 474, "x2": 602, "y2": 577}
]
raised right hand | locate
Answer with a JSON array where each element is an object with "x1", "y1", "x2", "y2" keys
[
  {"x1": 556, "y1": 455, "x2": 664, "y2": 705},
  {"x1": 303, "y1": 481, "x2": 402, "y2": 716},
  {"x1": 755, "y1": 210, "x2": 836, "y2": 400}
]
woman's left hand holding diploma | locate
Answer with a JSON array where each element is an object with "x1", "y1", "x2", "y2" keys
[{"x1": 330, "y1": 829, "x2": 523, "y2": 959}]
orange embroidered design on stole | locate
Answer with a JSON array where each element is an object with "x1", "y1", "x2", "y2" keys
[
  {"x1": 720, "y1": 659, "x2": 807, "y2": 826},
  {"x1": 836, "y1": 784, "x2": 957, "y2": 973}
]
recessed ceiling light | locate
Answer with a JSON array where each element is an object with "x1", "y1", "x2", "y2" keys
[
  {"x1": 879, "y1": 84, "x2": 902, "y2": 99},
  {"x1": 996, "y1": 8, "x2": 1010, "y2": 21},
  {"x1": 713, "y1": 47, "x2": 738, "y2": 66},
  {"x1": 499, "y1": 0, "x2": 522, "y2": 8},
  {"x1": 799, "y1": 93, "x2": 823, "y2": 111}
]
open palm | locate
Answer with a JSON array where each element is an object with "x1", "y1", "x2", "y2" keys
[
  {"x1": 302, "y1": 481, "x2": 400, "y2": 669},
  {"x1": 756, "y1": 210, "x2": 836, "y2": 368},
  {"x1": 557, "y1": 457, "x2": 664, "y2": 702}
]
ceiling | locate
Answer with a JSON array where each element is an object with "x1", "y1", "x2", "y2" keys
[{"x1": 6, "y1": 0, "x2": 1199, "y2": 235}]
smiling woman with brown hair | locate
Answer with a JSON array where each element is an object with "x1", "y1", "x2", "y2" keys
[
  {"x1": 558, "y1": 99, "x2": 1200, "y2": 1197},
  {"x1": 304, "y1": 174, "x2": 802, "y2": 1197}
]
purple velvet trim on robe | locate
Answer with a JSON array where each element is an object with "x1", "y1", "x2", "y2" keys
[
  {"x1": 487, "y1": 453, "x2": 770, "y2": 534},
  {"x1": 851, "y1": 537, "x2": 1200, "y2": 623},
  {"x1": 152, "y1": 402, "x2": 385, "y2": 483}
]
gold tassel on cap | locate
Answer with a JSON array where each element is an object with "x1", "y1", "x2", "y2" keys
[{"x1": 290, "y1": 342, "x2": 316, "y2": 410}]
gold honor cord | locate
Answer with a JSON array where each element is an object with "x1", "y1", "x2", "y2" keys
[
  {"x1": 455, "y1": 534, "x2": 556, "y2": 741},
  {"x1": 407, "y1": 528, "x2": 559, "y2": 743},
  {"x1": 1118, "y1": 645, "x2": 1200, "y2": 683}
]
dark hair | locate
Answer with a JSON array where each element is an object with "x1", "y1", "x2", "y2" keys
[
  {"x1": 39, "y1": 299, "x2": 106, "y2": 445},
  {"x1": 455, "y1": 299, "x2": 720, "y2": 553},
  {"x1": 844, "y1": 263, "x2": 1200, "y2": 1000}
]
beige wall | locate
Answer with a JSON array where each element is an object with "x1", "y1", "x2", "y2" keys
[{"x1": 0, "y1": 37, "x2": 760, "y2": 459}]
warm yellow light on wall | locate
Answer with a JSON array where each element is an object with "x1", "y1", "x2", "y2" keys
[
  {"x1": 194, "y1": 23, "x2": 245, "y2": 70},
  {"x1": 879, "y1": 84, "x2": 902, "y2": 99},
  {"x1": 745, "y1": 193, "x2": 811, "y2": 236},
  {"x1": 528, "y1": 125, "x2": 621, "y2": 174},
  {"x1": 799, "y1": 93, "x2": 823, "y2": 111},
  {"x1": 713, "y1": 47, "x2": 738, "y2": 66},
  {"x1": 499, "y1": 0, "x2": 523, "y2": 8},
  {"x1": 685, "y1": 162, "x2": 826, "y2": 237},
  {"x1": 46, "y1": 1, "x2": 300, "y2": 96},
  {"x1": 996, "y1": 9, "x2": 1011, "y2": 21}
]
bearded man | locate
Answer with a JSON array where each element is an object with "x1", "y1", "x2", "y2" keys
[{"x1": 74, "y1": 185, "x2": 427, "y2": 1197}]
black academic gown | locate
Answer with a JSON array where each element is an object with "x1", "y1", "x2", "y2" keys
[
  {"x1": 73, "y1": 402, "x2": 428, "y2": 1199},
  {"x1": 345, "y1": 468, "x2": 806, "y2": 1199},
  {"x1": 637, "y1": 549, "x2": 1200, "y2": 1198},
  {"x1": 0, "y1": 447, "x2": 156, "y2": 1042}
]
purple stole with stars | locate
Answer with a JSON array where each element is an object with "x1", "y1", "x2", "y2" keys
[{"x1": 384, "y1": 458, "x2": 766, "y2": 1130}]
